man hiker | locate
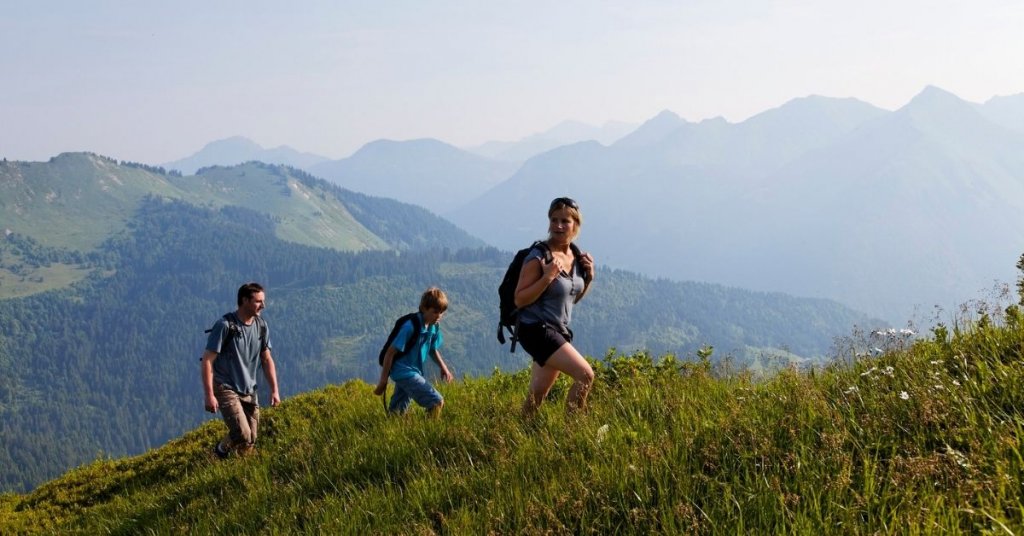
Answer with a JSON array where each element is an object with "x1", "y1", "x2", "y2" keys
[{"x1": 201, "y1": 282, "x2": 281, "y2": 458}]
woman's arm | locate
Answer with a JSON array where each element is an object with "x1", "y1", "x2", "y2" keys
[
  {"x1": 514, "y1": 256, "x2": 559, "y2": 309},
  {"x1": 574, "y1": 251, "x2": 595, "y2": 303}
]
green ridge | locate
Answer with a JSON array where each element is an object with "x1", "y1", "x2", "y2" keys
[{"x1": 0, "y1": 154, "x2": 482, "y2": 299}]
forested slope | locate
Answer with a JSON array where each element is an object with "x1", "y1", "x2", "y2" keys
[{"x1": 0, "y1": 196, "x2": 878, "y2": 491}]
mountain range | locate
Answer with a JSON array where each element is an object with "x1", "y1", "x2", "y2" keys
[
  {"x1": 158, "y1": 87, "x2": 1024, "y2": 322},
  {"x1": 446, "y1": 86, "x2": 1024, "y2": 322}
]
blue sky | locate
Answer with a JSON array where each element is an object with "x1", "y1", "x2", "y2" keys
[{"x1": 2, "y1": 0, "x2": 1022, "y2": 164}]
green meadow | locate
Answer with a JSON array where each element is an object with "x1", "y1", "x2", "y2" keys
[{"x1": 2, "y1": 303, "x2": 1023, "y2": 534}]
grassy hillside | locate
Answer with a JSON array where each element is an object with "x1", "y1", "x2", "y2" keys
[
  {"x1": 0, "y1": 154, "x2": 186, "y2": 251},
  {"x1": 3, "y1": 306, "x2": 1021, "y2": 534},
  {"x1": 0, "y1": 153, "x2": 380, "y2": 255},
  {"x1": 0, "y1": 154, "x2": 484, "y2": 300},
  {"x1": 169, "y1": 163, "x2": 390, "y2": 251}
]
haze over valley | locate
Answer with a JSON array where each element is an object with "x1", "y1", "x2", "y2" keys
[{"x1": 153, "y1": 86, "x2": 1024, "y2": 323}]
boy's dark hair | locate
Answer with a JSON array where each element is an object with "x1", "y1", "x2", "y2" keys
[
  {"x1": 237, "y1": 282, "x2": 265, "y2": 306},
  {"x1": 419, "y1": 287, "x2": 448, "y2": 313}
]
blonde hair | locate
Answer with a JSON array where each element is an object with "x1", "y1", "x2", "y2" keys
[
  {"x1": 419, "y1": 287, "x2": 449, "y2": 313},
  {"x1": 548, "y1": 198, "x2": 583, "y2": 241}
]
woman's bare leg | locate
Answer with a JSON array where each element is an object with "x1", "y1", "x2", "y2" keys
[
  {"x1": 544, "y1": 343, "x2": 594, "y2": 412},
  {"x1": 523, "y1": 343, "x2": 594, "y2": 415},
  {"x1": 522, "y1": 360, "x2": 560, "y2": 417}
]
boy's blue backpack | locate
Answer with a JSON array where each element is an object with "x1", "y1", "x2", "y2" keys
[
  {"x1": 496, "y1": 241, "x2": 586, "y2": 352},
  {"x1": 378, "y1": 312, "x2": 423, "y2": 366}
]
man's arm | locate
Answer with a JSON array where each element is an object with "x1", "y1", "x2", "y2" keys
[
  {"x1": 201, "y1": 350, "x2": 219, "y2": 413},
  {"x1": 260, "y1": 349, "x2": 281, "y2": 407}
]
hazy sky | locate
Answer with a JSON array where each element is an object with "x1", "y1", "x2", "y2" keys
[{"x1": 3, "y1": 1, "x2": 1022, "y2": 164}]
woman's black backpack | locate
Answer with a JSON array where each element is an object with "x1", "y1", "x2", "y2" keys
[{"x1": 496, "y1": 241, "x2": 586, "y2": 352}]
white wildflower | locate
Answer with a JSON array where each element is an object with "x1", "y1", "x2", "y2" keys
[
  {"x1": 930, "y1": 360, "x2": 942, "y2": 366},
  {"x1": 596, "y1": 424, "x2": 609, "y2": 443},
  {"x1": 899, "y1": 391, "x2": 910, "y2": 400},
  {"x1": 934, "y1": 384, "x2": 944, "y2": 390},
  {"x1": 860, "y1": 367, "x2": 877, "y2": 377},
  {"x1": 844, "y1": 386, "x2": 859, "y2": 394},
  {"x1": 900, "y1": 328, "x2": 916, "y2": 336},
  {"x1": 872, "y1": 347, "x2": 884, "y2": 355},
  {"x1": 952, "y1": 380, "x2": 961, "y2": 387},
  {"x1": 883, "y1": 366, "x2": 895, "y2": 376},
  {"x1": 945, "y1": 446, "x2": 970, "y2": 469}
]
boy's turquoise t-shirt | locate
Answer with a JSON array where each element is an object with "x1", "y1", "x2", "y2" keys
[{"x1": 388, "y1": 313, "x2": 443, "y2": 381}]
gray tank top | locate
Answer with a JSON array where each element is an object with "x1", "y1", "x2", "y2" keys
[{"x1": 517, "y1": 246, "x2": 585, "y2": 333}]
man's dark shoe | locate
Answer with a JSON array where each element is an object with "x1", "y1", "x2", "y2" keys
[{"x1": 213, "y1": 443, "x2": 230, "y2": 460}]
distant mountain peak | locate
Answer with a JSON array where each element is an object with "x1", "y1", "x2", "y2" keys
[
  {"x1": 903, "y1": 85, "x2": 968, "y2": 111},
  {"x1": 614, "y1": 110, "x2": 688, "y2": 147},
  {"x1": 651, "y1": 109, "x2": 682, "y2": 122},
  {"x1": 209, "y1": 135, "x2": 260, "y2": 145},
  {"x1": 893, "y1": 85, "x2": 991, "y2": 136},
  {"x1": 163, "y1": 136, "x2": 329, "y2": 175},
  {"x1": 353, "y1": 138, "x2": 462, "y2": 159}
]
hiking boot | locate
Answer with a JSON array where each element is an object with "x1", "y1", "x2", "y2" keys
[{"x1": 212, "y1": 442, "x2": 230, "y2": 460}]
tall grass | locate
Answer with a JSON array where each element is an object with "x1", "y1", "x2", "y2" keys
[{"x1": 2, "y1": 306, "x2": 1023, "y2": 534}]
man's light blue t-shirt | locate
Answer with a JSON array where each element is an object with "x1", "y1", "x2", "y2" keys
[
  {"x1": 388, "y1": 313, "x2": 443, "y2": 381},
  {"x1": 205, "y1": 313, "x2": 271, "y2": 395}
]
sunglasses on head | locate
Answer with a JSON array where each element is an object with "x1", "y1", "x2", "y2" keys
[{"x1": 549, "y1": 197, "x2": 579, "y2": 211}]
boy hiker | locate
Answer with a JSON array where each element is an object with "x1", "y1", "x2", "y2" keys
[
  {"x1": 374, "y1": 287, "x2": 454, "y2": 417},
  {"x1": 201, "y1": 282, "x2": 281, "y2": 459}
]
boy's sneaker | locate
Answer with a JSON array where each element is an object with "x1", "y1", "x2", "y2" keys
[{"x1": 213, "y1": 443, "x2": 230, "y2": 459}]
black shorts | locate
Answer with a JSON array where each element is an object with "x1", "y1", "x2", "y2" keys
[{"x1": 517, "y1": 322, "x2": 573, "y2": 366}]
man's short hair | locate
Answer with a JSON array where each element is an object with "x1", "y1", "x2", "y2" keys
[
  {"x1": 237, "y1": 282, "x2": 265, "y2": 306},
  {"x1": 419, "y1": 287, "x2": 448, "y2": 313}
]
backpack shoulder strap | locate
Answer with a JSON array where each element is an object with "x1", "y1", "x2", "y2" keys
[
  {"x1": 530, "y1": 240, "x2": 553, "y2": 263},
  {"x1": 396, "y1": 312, "x2": 422, "y2": 355},
  {"x1": 255, "y1": 315, "x2": 269, "y2": 348},
  {"x1": 569, "y1": 242, "x2": 592, "y2": 283},
  {"x1": 202, "y1": 313, "x2": 237, "y2": 349}
]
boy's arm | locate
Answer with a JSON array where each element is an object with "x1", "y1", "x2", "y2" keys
[
  {"x1": 431, "y1": 349, "x2": 453, "y2": 383},
  {"x1": 374, "y1": 345, "x2": 398, "y2": 395}
]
